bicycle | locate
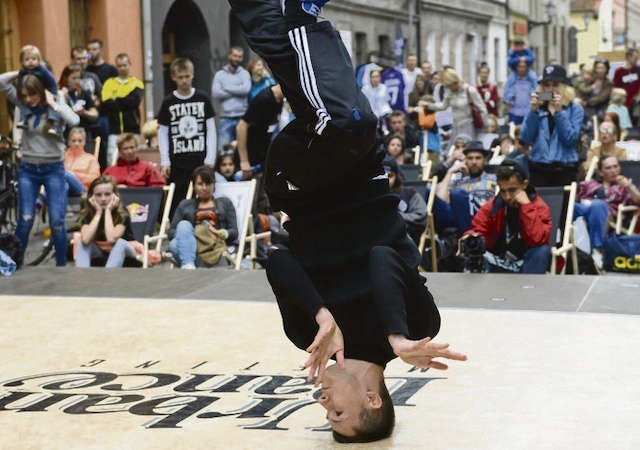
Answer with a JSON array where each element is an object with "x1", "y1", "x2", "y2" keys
[{"x1": 0, "y1": 134, "x2": 18, "y2": 234}]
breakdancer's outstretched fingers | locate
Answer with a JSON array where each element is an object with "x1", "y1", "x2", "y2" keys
[
  {"x1": 304, "y1": 307, "x2": 345, "y2": 385},
  {"x1": 388, "y1": 335, "x2": 468, "y2": 370}
]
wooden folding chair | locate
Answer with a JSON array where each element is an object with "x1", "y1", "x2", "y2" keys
[
  {"x1": 538, "y1": 183, "x2": 579, "y2": 275},
  {"x1": 420, "y1": 159, "x2": 432, "y2": 181},
  {"x1": 93, "y1": 136, "x2": 101, "y2": 162},
  {"x1": 412, "y1": 145, "x2": 421, "y2": 165},
  {"x1": 119, "y1": 183, "x2": 175, "y2": 268},
  {"x1": 584, "y1": 155, "x2": 598, "y2": 181},
  {"x1": 214, "y1": 180, "x2": 261, "y2": 270},
  {"x1": 185, "y1": 180, "x2": 269, "y2": 269},
  {"x1": 610, "y1": 160, "x2": 640, "y2": 235},
  {"x1": 417, "y1": 176, "x2": 438, "y2": 272}
]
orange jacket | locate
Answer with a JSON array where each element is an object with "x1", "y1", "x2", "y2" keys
[{"x1": 64, "y1": 148, "x2": 101, "y2": 189}]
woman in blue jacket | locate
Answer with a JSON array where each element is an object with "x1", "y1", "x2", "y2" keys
[{"x1": 520, "y1": 65, "x2": 584, "y2": 187}]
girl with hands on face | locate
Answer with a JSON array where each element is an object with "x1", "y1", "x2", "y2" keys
[{"x1": 76, "y1": 176, "x2": 137, "y2": 268}]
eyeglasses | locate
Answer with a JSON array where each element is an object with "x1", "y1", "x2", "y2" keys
[{"x1": 599, "y1": 128, "x2": 616, "y2": 135}]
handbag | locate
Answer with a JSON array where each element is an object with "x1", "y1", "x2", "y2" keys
[
  {"x1": 194, "y1": 222, "x2": 227, "y2": 266},
  {"x1": 418, "y1": 109, "x2": 436, "y2": 130},
  {"x1": 603, "y1": 232, "x2": 640, "y2": 273},
  {"x1": 466, "y1": 87, "x2": 484, "y2": 129}
]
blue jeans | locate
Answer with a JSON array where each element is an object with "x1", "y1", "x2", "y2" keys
[
  {"x1": 431, "y1": 189, "x2": 473, "y2": 233},
  {"x1": 37, "y1": 171, "x2": 86, "y2": 207},
  {"x1": 168, "y1": 220, "x2": 196, "y2": 266},
  {"x1": 508, "y1": 113, "x2": 524, "y2": 125},
  {"x1": 75, "y1": 238, "x2": 136, "y2": 268},
  {"x1": 218, "y1": 117, "x2": 241, "y2": 152},
  {"x1": 573, "y1": 200, "x2": 609, "y2": 249},
  {"x1": 486, "y1": 245, "x2": 552, "y2": 274},
  {"x1": 16, "y1": 161, "x2": 67, "y2": 266}
]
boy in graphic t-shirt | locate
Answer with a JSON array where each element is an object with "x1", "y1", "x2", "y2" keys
[{"x1": 157, "y1": 58, "x2": 217, "y2": 216}]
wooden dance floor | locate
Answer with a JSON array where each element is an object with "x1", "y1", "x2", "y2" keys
[{"x1": 1, "y1": 270, "x2": 639, "y2": 449}]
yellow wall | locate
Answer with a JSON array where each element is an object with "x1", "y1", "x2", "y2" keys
[{"x1": 569, "y1": 12, "x2": 599, "y2": 74}]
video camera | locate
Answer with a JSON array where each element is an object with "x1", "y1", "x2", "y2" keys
[{"x1": 460, "y1": 235, "x2": 486, "y2": 273}]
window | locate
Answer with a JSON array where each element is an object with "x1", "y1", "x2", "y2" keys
[
  {"x1": 378, "y1": 35, "x2": 391, "y2": 59},
  {"x1": 355, "y1": 32, "x2": 367, "y2": 66},
  {"x1": 68, "y1": 0, "x2": 89, "y2": 48}
]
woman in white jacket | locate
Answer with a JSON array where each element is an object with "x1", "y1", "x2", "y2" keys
[{"x1": 361, "y1": 69, "x2": 392, "y2": 128}]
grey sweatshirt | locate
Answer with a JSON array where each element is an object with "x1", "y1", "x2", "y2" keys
[
  {"x1": 0, "y1": 72, "x2": 79, "y2": 164},
  {"x1": 211, "y1": 65, "x2": 251, "y2": 118}
]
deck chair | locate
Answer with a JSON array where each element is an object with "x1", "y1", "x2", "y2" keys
[
  {"x1": 417, "y1": 176, "x2": 438, "y2": 272},
  {"x1": 617, "y1": 141, "x2": 640, "y2": 160},
  {"x1": 214, "y1": 180, "x2": 265, "y2": 270},
  {"x1": 592, "y1": 115, "x2": 599, "y2": 142},
  {"x1": 119, "y1": 184, "x2": 175, "y2": 268},
  {"x1": 399, "y1": 164, "x2": 421, "y2": 182},
  {"x1": 537, "y1": 183, "x2": 579, "y2": 275},
  {"x1": 610, "y1": 160, "x2": 640, "y2": 235},
  {"x1": 185, "y1": 180, "x2": 270, "y2": 269},
  {"x1": 584, "y1": 155, "x2": 599, "y2": 181},
  {"x1": 93, "y1": 136, "x2": 101, "y2": 162},
  {"x1": 412, "y1": 145, "x2": 421, "y2": 165},
  {"x1": 421, "y1": 159, "x2": 432, "y2": 181}
]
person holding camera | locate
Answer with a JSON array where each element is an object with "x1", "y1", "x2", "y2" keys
[
  {"x1": 459, "y1": 159, "x2": 552, "y2": 273},
  {"x1": 520, "y1": 65, "x2": 584, "y2": 187}
]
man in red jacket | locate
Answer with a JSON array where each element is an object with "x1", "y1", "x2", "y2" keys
[
  {"x1": 460, "y1": 159, "x2": 552, "y2": 273},
  {"x1": 103, "y1": 133, "x2": 166, "y2": 188}
]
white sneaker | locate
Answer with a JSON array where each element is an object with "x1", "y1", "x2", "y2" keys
[
  {"x1": 181, "y1": 263, "x2": 196, "y2": 270},
  {"x1": 591, "y1": 249, "x2": 603, "y2": 270}
]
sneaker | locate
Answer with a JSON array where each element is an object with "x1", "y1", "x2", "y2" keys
[
  {"x1": 181, "y1": 263, "x2": 196, "y2": 270},
  {"x1": 46, "y1": 127, "x2": 60, "y2": 137},
  {"x1": 16, "y1": 121, "x2": 28, "y2": 130},
  {"x1": 591, "y1": 248, "x2": 603, "y2": 270},
  {"x1": 301, "y1": 0, "x2": 328, "y2": 17}
]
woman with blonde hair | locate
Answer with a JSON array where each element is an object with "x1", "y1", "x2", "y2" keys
[
  {"x1": 520, "y1": 65, "x2": 584, "y2": 186},
  {"x1": 425, "y1": 67, "x2": 487, "y2": 140}
]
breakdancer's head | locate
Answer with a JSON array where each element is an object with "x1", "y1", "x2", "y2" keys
[{"x1": 318, "y1": 360, "x2": 394, "y2": 443}]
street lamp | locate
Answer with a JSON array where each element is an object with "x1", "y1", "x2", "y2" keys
[{"x1": 528, "y1": 2, "x2": 558, "y2": 29}]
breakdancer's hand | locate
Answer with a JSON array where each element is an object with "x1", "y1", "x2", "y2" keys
[
  {"x1": 388, "y1": 335, "x2": 467, "y2": 370},
  {"x1": 304, "y1": 307, "x2": 345, "y2": 386}
]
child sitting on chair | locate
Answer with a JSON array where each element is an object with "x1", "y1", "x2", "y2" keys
[
  {"x1": 16, "y1": 45, "x2": 62, "y2": 136},
  {"x1": 75, "y1": 176, "x2": 136, "y2": 268}
]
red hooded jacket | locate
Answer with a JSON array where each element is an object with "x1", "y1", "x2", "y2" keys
[
  {"x1": 103, "y1": 157, "x2": 166, "y2": 188},
  {"x1": 464, "y1": 191, "x2": 551, "y2": 250}
]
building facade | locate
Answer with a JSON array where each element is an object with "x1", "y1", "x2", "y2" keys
[{"x1": 0, "y1": 0, "x2": 143, "y2": 135}]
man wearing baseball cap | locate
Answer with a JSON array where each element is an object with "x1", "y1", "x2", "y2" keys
[
  {"x1": 460, "y1": 158, "x2": 552, "y2": 273},
  {"x1": 434, "y1": 140, "x2": 497, "y2": 233},
  {"x1": 520, "y1": 64, "x2": 584, "y2": 187}
]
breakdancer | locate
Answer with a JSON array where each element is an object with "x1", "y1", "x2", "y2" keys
[{"x1": 228, "y1": 0, "x2": 467, "y2": 442}]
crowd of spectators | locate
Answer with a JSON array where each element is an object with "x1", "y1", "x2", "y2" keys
[{"x1": 1, "y1": 35, "x2": 640, "y2": 274}]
